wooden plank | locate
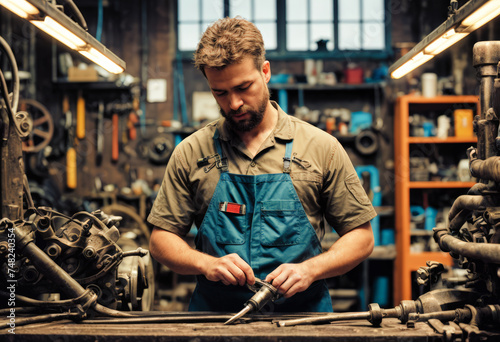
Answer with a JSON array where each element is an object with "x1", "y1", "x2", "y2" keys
[{"x1": 4, "y1": 318, "x2": 443, "y2": 342}]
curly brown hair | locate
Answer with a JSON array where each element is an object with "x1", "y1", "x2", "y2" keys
[{"x1": 193, "y1": 17, "x2": 266, "y2": 76}]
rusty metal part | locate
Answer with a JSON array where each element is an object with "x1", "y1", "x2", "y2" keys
[
  {"x1": 20, "y1": 99, "x2": 54, "y2": 153},
  {"x1": 277, "y1": 303, "x2": 390, "y2": 327},
  {"x1": 473, "y1": 41, "x2": 500, "y2": 161},
  {"x1": 277, "y1": 289, "x2": 482, "y2": 327},
  {"x1": 225, "y1": 278, "x2": 281, "y2": 325},
  {"x1": 427, "y1": 318, "x2": 462, "y2": 342},
  {"x1": 434, "y1": 227, "x2": 500, "y2": 264}
]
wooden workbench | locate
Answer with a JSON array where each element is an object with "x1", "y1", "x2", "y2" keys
[{"x1": 3, "y1": 316, "x2": 442, "y2": 341}]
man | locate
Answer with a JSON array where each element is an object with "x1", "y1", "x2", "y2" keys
[{"x1": 148, "y1": 17, "x2": 376, "y2": 313}]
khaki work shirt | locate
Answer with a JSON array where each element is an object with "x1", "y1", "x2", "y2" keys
[{"x1": 148, "y1": 102, "x2": 377, "y2": 240}]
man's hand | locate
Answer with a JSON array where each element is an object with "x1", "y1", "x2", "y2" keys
[
  {"x1": 264, "y1": 263, "x2": 313, "y2": 298},
  {"x1": 205, "y1": 253, "x2": 255, "y2": 287},
  {"x1": 150, "y1": 229, "x2": 255, "y2": 287}
]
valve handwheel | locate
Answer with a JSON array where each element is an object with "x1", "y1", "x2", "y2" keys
[{"x1": 20, "y1": 98, "x2": 54, "y2": 153}]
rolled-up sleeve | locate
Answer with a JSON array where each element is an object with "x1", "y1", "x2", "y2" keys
[
  {"x1": 321, "y1": 140, "x2": 377, "y2": 235},
  {"x1": 147, "y1": 146, "x2": 194, "y2": 237}
]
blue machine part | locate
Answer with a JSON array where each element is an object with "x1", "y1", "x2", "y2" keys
[
  {"x1": 410, "y1": 205, "x2": 425, "y2": 220},
  {"x1": 425, "y1": 206, "x2": 439, "y2": 231},
  {"x1": 278, "y1": 89, "x2": 288, "y2": 113},
  {"x1": 355, "y1": 166, "x2": 382, "y2": 246},
  {"x1": 350, "y1": 111, "x2": 373, "y2": 134},
  {"x1": 372, "y1": 275, "x2": 390, "y2": 307}
]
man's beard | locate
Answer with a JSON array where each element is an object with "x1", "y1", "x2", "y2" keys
[{"x1": 220, "y1": 87, "x2": 269, "y2": 132}]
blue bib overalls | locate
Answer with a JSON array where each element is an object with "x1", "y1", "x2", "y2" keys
[{"x1": 189, "y1": 130, "x2": 333, "y2": 313}]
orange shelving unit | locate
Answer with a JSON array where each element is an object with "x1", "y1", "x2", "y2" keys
[{"x1": 394, "y1": 95, "x2": 479, "y2": 304}]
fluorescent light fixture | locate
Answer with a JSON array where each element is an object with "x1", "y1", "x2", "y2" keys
[
  {"x1": 0, "y1": 0, "x2": 38, "y2": 18},
  {"x1": 424, "y1": 29, "x2": 469, "y2": 55},
  {"x1": 391, "y1": 53, "x2": 434, "y2": 80},
  {"x1": 461, "y1": 0, "x2": 500, "y2": 31},
  {"x1": 79, "y1": 48, "x2": 124, "y2": 74},
  {"x1": 31, "y1": 17, "x2": 86, "y2": 50},
  {"x1": 389, "y1": 0, "x2": 500, "y2": 79},
  {"x1": 0, "y1": 0, "x2": 125, "y2": 74}
]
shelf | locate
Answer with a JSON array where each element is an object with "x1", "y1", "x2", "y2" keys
[
  {"x1": 394, "y1": 94, "x2": 480, "y2": 304},
  {"x1": 268, "y1": 82, "x2": 384, "y2": 91},
  {"x1": 409, "y1": 181, "x2": 476, "y2": 189},
  {"x1": 397, "y1": 94, "x2": 479, "y2": 104},
  {"x1": 268, "y1": 81, "x2": 385, "y2": 112},
  {"x1": 369, "y1": 245, "x2": 396, "y2": 260},
  {"x1": 53, "y1": 79, "x2": 133, "y2": 90},
  {"x1": 408, "y1": 137, "x2": 477, "y2": 144}
]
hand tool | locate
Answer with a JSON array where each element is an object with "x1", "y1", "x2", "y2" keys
[
  {"x1": 63, "y1": 94, "x2": 77, "y2": 189},
  {"x1": 128, "y1": 112, "x2": 139, "y2": 140},
  {"x1": 224, "y1": 278, "x2": 281, "y2": 325},
  {"x1": 76, "y1": 89, "x2": 85, "y2": 139},
  {"x1": 112, "y1": 112, "x2": 119, "y2": 162},
  {"x1": 96, "y1": 100, "x2": 104, "y2": 166}
]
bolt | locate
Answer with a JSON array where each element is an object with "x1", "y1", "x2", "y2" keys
[
  {"x1": 46, "y1": 244, "x2": 61, "y2": 258},
  {"x1": 83, "y1": 247, "x2": 96, "y2": 258},
  {"x1": 0, "y1": 241, "x2": 8, "y2": 254},
  {"x1": 20, "y1": 121, "x2": 30, "y2": 132}
]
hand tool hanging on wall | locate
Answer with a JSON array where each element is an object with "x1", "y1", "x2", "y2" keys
[
  {"x1": 76, "y1": 90, "x2": 86, "y2": 139},
  {"x1": 112, "y1": 111, "x2": 119, "y2": 162},
  {"x1": 107, "y1": 102, "x2": 133, "y2": 163},
  {"x1": 96, "y1": 100, "x2": 104, "y2": 166},
  {"x1": 63, "y1": 94, "x2": 77, "y2": 189}
]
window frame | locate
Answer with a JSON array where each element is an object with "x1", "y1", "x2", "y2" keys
[{"x1": 175, "y1": 0, "x2": 392, "y2": 61}]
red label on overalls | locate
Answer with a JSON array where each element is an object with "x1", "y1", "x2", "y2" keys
[{"x1": 219, "y1": 202, "x2": 246, "y2": 215}]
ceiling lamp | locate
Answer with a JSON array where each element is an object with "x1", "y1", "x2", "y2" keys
[
  {"x1": 0, "y1": 0, "x2": 125, "y2": 74},
  {"x1": 389, "y1": 0, "x2": 500, "y2": 79}
]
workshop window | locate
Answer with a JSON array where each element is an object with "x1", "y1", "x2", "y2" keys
[
  {"x1": 176, "y1": 0, "x2": 390, "y2": 59},
  {"x1": 177, "y1": 0, "x2": 277, "y2": 51}
]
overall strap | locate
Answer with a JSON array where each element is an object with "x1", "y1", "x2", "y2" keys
[
  {"x1": 212, "y1": 129, "x2": 228, "y2": 172},
  {"x1": 195, "y1": 128, "x2": 229, "y2": 173},
  {"x1": 283, "y1": 140, "x2": 293, "y2": 173}
]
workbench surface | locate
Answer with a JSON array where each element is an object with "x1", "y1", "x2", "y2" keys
[{"x1": 4, "y1": 317, "x2": 442, "y2": 341}]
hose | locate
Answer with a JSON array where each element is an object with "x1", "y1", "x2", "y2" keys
[
  {"x1": 60, "y1": 0, "x2": 88, "y2": 31},
  {"x1": 470, "y1": 156, "x2": 500, "y2": 182},
  {"x1": 448, "y1": 209, "x2": 471, "y2": 232},
  {"x1": 0, "y1": 312, "x2": 81, "y2": 330},
  {"x1": 0, "y1": 35, "x2": 19, "y2": 113},
  {"x1": 448, "y1": 195, "x2": 497, "y2": 223},
  {"x1": 0, "y1": 289, "x2": 94, "y2": 308},
  {"x1": 434, "y1": 229, "x2": 500, "y2": 263}
]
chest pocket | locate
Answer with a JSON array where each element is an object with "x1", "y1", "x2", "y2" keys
[
  {"x1": 260, "y1": 200, "x2": 304, "y2": 246},
  {"x1": 216, "y1": 210, "x2": 247, "y2": 245}
]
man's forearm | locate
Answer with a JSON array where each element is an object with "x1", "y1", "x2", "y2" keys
[
  {"x1": 149, "y1": 227, "x2": 256, "y2": 286},
  {"x1": 149, "y1": 227, "x2": 214, "y2": 275},
  {"x1": 303, "y1": 222, "x2": 374, "y2": 282}
]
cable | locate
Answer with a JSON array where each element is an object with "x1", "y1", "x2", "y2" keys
[
  {"x1": 0, "y1": 311, "x2": 81, "y2": 330},
  {"x1": 59, "y1": 0, "x2": 88, "y2": 31},
  {"x1": 0, "y1": 65, "x2": 29, "y2": 138},
  {"x1": 96, "y1": 0, "x2": 103, "y2": 42},
  {"x1": 0, "y1": 289, "x2": 95, "y2": 308},
  {"x1": 0, "y1": 35, "x2": 19, "y2": 113}
]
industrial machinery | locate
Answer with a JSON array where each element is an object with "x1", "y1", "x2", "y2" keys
[
  {"x1": 275, "y1": 41, "x2": 500, "y2": 341},
  {"x1": 0, "y1": 35, "x2": 153, "y2": 326}
]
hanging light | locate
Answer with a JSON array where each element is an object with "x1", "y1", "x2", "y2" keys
[
  {"x1": 0, "y1": 0, "x2": 125, "y2": 74},
  {"x1": 389, "y1": 0, "x2": 500, "y2": 79}
]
